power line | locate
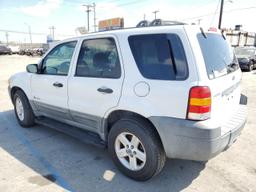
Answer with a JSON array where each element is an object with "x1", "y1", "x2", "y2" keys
[
  {"x1": 225, "y1": 6, "x2": 256, "y2": 13},
  {"x1": 0, "y1": 29, "x2": 74, "y2": 38},
  {"x1": 64, "y1": 0, "x2": 147, "y2": 7},
  {"x1": 0, "y1": 29, "x2": 46, "y2": 35},
  {"x1": 97, "y1": 0, "x2": 148, "y2": 8},
  {"x1": 104, "y1": 0, "x2": 125, "y2": 3},
  {"x1": 181, "y1": 6, "x2": 256, "y2": 21},
  {"x1": 116, "y1": 0, "x2": 148, "y2": 7}
]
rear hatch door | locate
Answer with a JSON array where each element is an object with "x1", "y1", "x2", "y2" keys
[{"x1": 197, "y1": 32, "x2": 242, "y2": 133}]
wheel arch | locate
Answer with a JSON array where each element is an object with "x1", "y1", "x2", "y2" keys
[
  {"x1": 104, "y1": 110, "x2": 164, "y2": 148},
  {"x1": 10, "y1": 86, "x2": 25, "y2": 103}
]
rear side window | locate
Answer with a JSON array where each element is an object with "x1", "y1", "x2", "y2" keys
[{"x1": 128, "y1": 34, "x2": 188, "y2": 80}]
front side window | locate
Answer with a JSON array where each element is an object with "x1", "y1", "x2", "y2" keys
[
  {"x1": 128, "y1": 34, "x2": 188, "y2": 80},
  {"x1": 76, "y1": 38, "x2": 121, "y2": 78},
  {"x1": 41, "y1": 41, "x2": 77, "y2": 75}
]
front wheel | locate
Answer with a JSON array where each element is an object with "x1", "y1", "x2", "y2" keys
[
  {"x1": 108, "y1": 117, "x2": 166, "y2": 181},
  {"x1": 13, "y1": 90, "x2": 35, "y2": 127}
]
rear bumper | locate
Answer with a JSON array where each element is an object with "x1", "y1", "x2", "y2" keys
[{"x1": 149, "y1": 96, "x2": 247, "y2": 161}]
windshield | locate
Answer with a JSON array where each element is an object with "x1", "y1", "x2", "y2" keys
[
  {"x1": 235, "y1": 48, "x2": 255, "y2": 56},
  {"x1": 197, "y1": 33, "x2": 239, "y2": 79}
]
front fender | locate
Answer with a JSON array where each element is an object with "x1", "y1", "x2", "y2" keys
[{"x1": 9, "y1": 72, "x2": 32, "y2": 100}]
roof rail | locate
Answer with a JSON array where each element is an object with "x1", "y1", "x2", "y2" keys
[
  {"x1": 149, "y1": 19, "x2": 187, "y2": 26},
  {"x1": 135, "y1": 19, "x2": 187, "y2": 28},
  {"x1": 78, "y1": 19, "x2": 187, "y2": 35},
  {"x1": 136, "y1": 20, "x2": 151, "y2": 28}
]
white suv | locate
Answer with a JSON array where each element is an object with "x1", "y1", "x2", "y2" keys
[{"x1": 8, "y1": 25, "x2": 247, "y2": 181}]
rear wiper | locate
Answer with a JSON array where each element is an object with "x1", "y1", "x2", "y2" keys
[
  {"x1": 221, "y1": 30, "x2": 226, "y2": 40},
  {"x1": 200, "y1": 27, "x2": 207, "y2": 38}
]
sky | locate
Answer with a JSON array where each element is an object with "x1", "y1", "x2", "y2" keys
[{"x1": 0, "y1": 0, "x2": 255, "y2": 43}]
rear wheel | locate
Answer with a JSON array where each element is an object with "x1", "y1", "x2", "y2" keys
[
  {"x1": 115, "y1": 132, "x2": 147, "y2": 171},
  {"x1": 108, "y1": 117, "x2": 166, "y2": 181},
  {"x1": 13, "y1": 90, "x2": 35, "y2": 127}
]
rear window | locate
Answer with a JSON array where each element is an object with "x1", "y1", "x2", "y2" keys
[
  {"x1": 197, "y1": 33, "x2": 238, "y2": 79},
  {"x1": 128, "y1": 34, "x2": 188, "y2": 80}
]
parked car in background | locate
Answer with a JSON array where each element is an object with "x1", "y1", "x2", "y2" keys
[
  {"x1": 0, "y1": 45, "x2": 12, "y2": 55},
  {"x1": 33, "y1": 48, "x2": 46, "y2": 56},
  {"x1": 18, "y1": 47, "x2": 47, "y2": 57},
  {"x1": 18, "y1": 48, "x2": 25, "y2": 55},
  {"x1": 235, "y1": 46, "x2": 256, "y2": 71},
  {"x1": 9, "y1": 45, "x2": 20, "y2": 54}
]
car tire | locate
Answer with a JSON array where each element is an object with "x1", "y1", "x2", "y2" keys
[
  {"x1": 108, "y1": 117, "x2": 166, "y2": 181},
  {"x1": 13, "y1": 90, "x2": 35, "y2": 127}
]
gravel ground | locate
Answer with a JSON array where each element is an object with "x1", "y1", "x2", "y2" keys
[{"x1": 0, "y1": 55, "x2": 256, "y2": 192}]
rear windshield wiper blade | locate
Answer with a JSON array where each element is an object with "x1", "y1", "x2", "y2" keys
[
  {"x1": 200, "y1": 27, "x2": 207, "y2": 38},
  {"x1": 221, "y1": 30, "x2": 226, "y2": 40}
]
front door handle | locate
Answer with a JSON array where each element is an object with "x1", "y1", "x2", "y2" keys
[
  {"x1": 97, "y1": 87, "x2": 113, "y2": 94},
  {"x1": 53, "y1": 82, "x2": 63, "y2": 87}
]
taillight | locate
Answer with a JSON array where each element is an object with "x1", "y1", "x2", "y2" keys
[{"x1": 187, "y1": 86, "x2": 211, "y2": 120}]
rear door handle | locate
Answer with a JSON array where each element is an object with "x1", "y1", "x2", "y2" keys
[
  {"x1": 97, "y1": 87, "x2": 113, "y2": 94},
  {"x1": 53, "y1": 82, "x2": 63, "y2": 87}
]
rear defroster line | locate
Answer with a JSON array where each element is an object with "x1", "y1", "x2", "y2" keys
[{"x1": 1, "y1": 113, "x2": 75, "y2": 192}]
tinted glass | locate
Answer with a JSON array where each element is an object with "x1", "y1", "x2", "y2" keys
[
  {"x1": 128, "y1": 34, "x2": 188, "y2": 80},
  {"x1": 42, "y1": 41, "x2": 77, "y2": 75},
  {"x1": 197, "y1": 33, "x2": 238, "y2": 79},
  {"x1": 76, "y1": 38, "x2": 121, "y2": 78}
]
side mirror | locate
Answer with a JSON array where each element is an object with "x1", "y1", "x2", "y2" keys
[{"x1": 26, "y1": 64, "x2": 38, "y2": 73}]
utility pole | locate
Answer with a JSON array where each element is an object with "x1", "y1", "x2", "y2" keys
[
  {"x1": 83, "y1": 3, "x2": 96, "y2": 32},
  {"x1": 5, "y1": 32, "x2": 9, "y2": 46},
  {"x1": 197, "y1": 19, "x2": 202, "y2": 25},
  {"x1": 218, "y1": 0, "x2": 224, "y2": 29},
  {"x1": 143, "y1": 14, "x2": 146, "y2": 20},
  {"x1": 83, "y1": 4, "x2": 92, "y2": 32},
  {"x1": 86, "y1": 6, "x2": 91, "y2": 32},
  {"x1": 92, "y1": 3, "x2": 96, "y2": 32},
  {"x1": 49, "y1": 26, "x2": 56, "y2": 40},
  {"x1": 24, "y1": 23, "x2": 32, "y2": 48},
  {"x1": 152, "y1": 10, "x2": 159, "y2": 20}
]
